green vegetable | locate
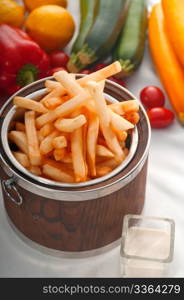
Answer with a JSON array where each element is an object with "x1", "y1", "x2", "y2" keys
[
  {"x1": 113, "y1": 0, "x2": 147, "y2": 78},
  {"x1": 67, "y1": 0, "x2": 130, "y2": 72},
  {"x1": 72, "y1": 0, "x2": 99, "y2": 54}
]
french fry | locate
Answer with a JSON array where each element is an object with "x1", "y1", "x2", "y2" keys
[
  {"x1": 96, "y1": 145, "x2": 114, "y2": 158},
  {"x1": 36, "y1": 91, "x2": 90, "y2": 128},
  {"x1": 87, "y1": 81, "x2": 124, "y2": 163},
  {"x1": 54, "y1": 114, "x2": 86, "y2": 132},
  {"x1": 43, "y1": 97, "x2": 63, "y2": 109},
  {"x1": 40, "y1": 86, "x2": 66, "y2": 104},
  {"x1": 52, "y1": 136, "x2": 67, "y2": 149},
  {"x1": 78, "y1": 62, "x2": 122, "y2": 86},
  {"x1": 14, "y1": 97, "x2": 48, "y2": 113},
  {"x1": 45, "y1": 80, "x2": 61, "y2": 91},
  {"x1": 53, "y1": 148, "x2": 66, "y2": 161},
  {"x1": 125, "y1": 112, "x2": 140, "y2": 124},
  {"x1": 37, "y1": 131, "x2": 44, "y2": 143},
  {"x1": 71, "y1": 127, "x2": 86, "y2": 182},
  {"x1": 110, "y1": 109, "x2": 134, "y2": 132},
  {"x1": 40, "y1": 130, "x2": 59, "y2": 155},
  {"x1": 96, "y1": 166, "x2": 112, "y2": 177},
  {"x1": 43, "y1": 164, "x2": 74, "y2": 183},
  {"x1": 9, "y1": 131, "x2": 28, "y2": 154},
  {"x1": 82, "y1": 121, "x2": 88, "y2": 177},
  {"x1": 108, "y1": 100, "x2": 139, "y2": 115},
  {"x1": 97, "y1": 158, "x2": 120, "y2": 169},
  {"x1": 25, "y1": 111, "x2": 42, "y2": 166},
  {"x1": 29, "y1": 166, "x2": 42, "y2": 176},
  {"x1": 13, "y1": 152, "x2": 30, "y2": 168},
  {"x1": 39, "y1": 123, "x2": 55, "y2": 138},
  {"x1": 54, "y1": 71, "x2": 84, "y2": 97},
  {"x1": 86, "y1": 114, "x2": 99, "y2": 177},
  {"x1": 15, "y1": 122, "x2": 25, "y2": 132},
  {"x1": 60, "y1": 153, "x2": 72, "y2": 163}
]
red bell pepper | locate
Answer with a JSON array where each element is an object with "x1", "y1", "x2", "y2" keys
[{"x1": 0, "y1": 24, "x2": 50, "y2": 95}]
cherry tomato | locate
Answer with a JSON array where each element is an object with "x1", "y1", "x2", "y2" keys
[
  {"x1": 93, "y1": 63, "x2": 107, "y2": 71},
  {"x1": 50, "y1": 51, "x2": 69, "y2": 68},
  {"x1": 109, "y1": 76, "x2": 126, "y2": 87},
  {"x1": 80, "y1": 69, "x2": 91, "y2": 74},
  {"x1": 147, "y1": 107, "x2": 175, "y2": 128},
  {"x1": 49, "y1": 66, "x2": 67, "y2": 75},
  {"x1": 140, "y1": 86, "x2": 165, "y2": 109}
]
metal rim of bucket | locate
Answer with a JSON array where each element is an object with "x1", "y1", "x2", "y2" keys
[{"x1": 1, "y1": 88, "x2": 138, "y2": 189}]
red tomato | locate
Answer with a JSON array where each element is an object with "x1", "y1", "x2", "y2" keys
[
  {"x1": 80, "y1": 69, "x2": 91, "y2": 74},
  {"x1": 109, "y1": 76, "x2": 126, "y2": 87},
  {"x1": 140, "y1": 86, "x2": 165, "y2": 109},
  {"x1": 50, "y1": 51, "x2": 69, "y2": 68},
  {"x1": 147, "y1": 107, "x2": 175, "y2": 128},
  {"x1": 93, "y1": 63, "x2": 107, "y2": 71},
  {"x1": 49, "y1": 67, "x2": 67, "y2": 75}
]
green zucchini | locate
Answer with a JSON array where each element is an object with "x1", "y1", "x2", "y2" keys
[
  {"x1": 71, "y1": 0, "x2": 99, "y2": 54},
  {"x1": 113, "y1": 0, "x2": 147, "y2": 78},
  {"x1": 67, "y1": 0, "x2": 130, "y2": 72}
]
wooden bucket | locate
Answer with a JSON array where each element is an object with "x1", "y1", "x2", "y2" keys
[{"x1": 0, "y1": 77, "x2": 151, "y2": 257}]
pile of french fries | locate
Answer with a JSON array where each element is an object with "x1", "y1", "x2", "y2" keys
[{"x1": 8, "y1": 62, "x2": 140, "y2": 183}]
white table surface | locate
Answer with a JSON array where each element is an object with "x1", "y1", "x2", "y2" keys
[{"x1": 0, "y1": 0, "x2": 184, "y2": 278}]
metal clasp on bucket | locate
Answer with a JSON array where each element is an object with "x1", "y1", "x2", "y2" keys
[{"x1": 2, "y1": 177, "x2": 23, "y2": 206}]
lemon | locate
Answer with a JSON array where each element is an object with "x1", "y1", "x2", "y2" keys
[
  {"x1": 0, "y1": 0, "x2": 25, "y2": 27},
  {"x1": 25, "y1": 5, "x2": 75, "y2": 52},
  {"x1": 23, "y1": 0, "x2": 67, "y2": 11}
]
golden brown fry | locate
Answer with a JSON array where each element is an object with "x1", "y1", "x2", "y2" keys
[
  {"x1": 86, "y1": 114, "x2": 99, "y2": 177},
  {"x1": 13, "y1": 152, "x2": 30, "y2": 168},
  {"x1": 60, "y1": 153, "x2": 72, "y2": 163},
  {"x1": 96, "y1": 145, "x2": 114, "y2": 158},
  {"x1": 125, "y1": 112, "x2": 140, "y2": 124},
  {"x1": 15, "y1": 122, "x2": 25, "y2": 132},
  {"x1": 54, "y1": 114, "x2": 86, "y2": 132},
  {"x1": 71, "y1": 127, "x2": 86, "y2": 182},
  {"x1": 9, "y1": 131, "x2": 28, "y2": 154},
  {"x1": 25, "y1": 111, "x2": 42, "y2": 166},
  {"x1": 54, "y1": 71, "x2": 84, "y2": 97},
  {"x1": 40, "y1": 130, "x2": 59, "y2": 155},
  {"x1": 45, "y1": 80, "x2": 62, "y2": 91},
  {"x1": 97, "y1": 158, "x2": 121, "y2": 170},
  {"x1": 43, "y1": 97, "x2": 63, "y2": 109},
  {"x1": 53, "y1": 148, "x2": 66, "y2": 161},
  {"x1": 110, "y1": 109, "x2": 134, "y2": 131},
  {"x1": 96, "y1": 166, "x2": 112, "y2": 177},
  {"x1": 52, "y1": 136, "x2": 67, "y2": 149},
  {"x1": 43, "y1": 164, "x2": 74, "y2": 183},
  {"x1": 78, "y1": 62, "x2": 122, "y2": 86},
  {"x1": 14, "y1": 97, "x2": 48, "y2": 113},
  {"x1": 39, "y1": 123, "x2": 55, "y2": 138},
  {"x1": 108, "y1": 100, "x2": 139, "y2": 115},
  {"x1": 40, "y1": 86, "x2": 66, "y2": 104},
  {"x1": 29, "y1": 166, "x2": 42, "y2": 176},
  {"x1": 36, "y1": 91, "x2": 90, "y2": 129},
  {"x1": 87, "y1": 81, "x2": 124, "y2": 163}
]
